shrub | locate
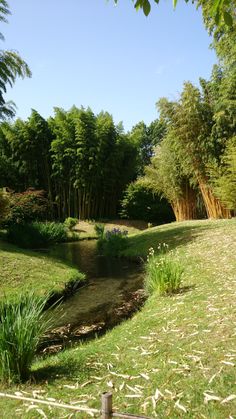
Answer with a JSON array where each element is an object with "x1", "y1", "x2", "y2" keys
[
  {"x1": 120, "y1": 181, "x2": 175, "y2": 223},
  {"x1": 145, "y1": 245, "x2": 184, "y2": 296},
  {"x1": 64, "y1": 217, "x2": 78, "y2": 231},
  {"x1": 7, "y1": 221, "x2": 67, "y2": 248},
  {"x1": 4, "y1": 189, "x2": 49, "y2": 227},
  {"x1": 97, "y1": 228, "x2": 128, "y2": 256},
  {"x1": 0, "y1": 293, "x2": 52, "y2": 383}
]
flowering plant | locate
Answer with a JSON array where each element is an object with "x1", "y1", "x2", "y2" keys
[
  {"x1": 145, "y1": 243, "x2": 183, "y2": 296},
  {"x1": 97, "y1": 227, "x2": 128, "y2": 256}
]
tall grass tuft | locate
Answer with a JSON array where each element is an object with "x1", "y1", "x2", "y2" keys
[
  {"x1": 94, "y1": 223, "x2": 105, "y2": 239},
  {"x1": 64, "y1": 217, "x2": 78, "y2": 231},
  {"x1": 145, "y1": 245, "x2": 184, "y2": 296},
  {"x1": 0, "y1": 293, "x2": 53, "y2": 383}
]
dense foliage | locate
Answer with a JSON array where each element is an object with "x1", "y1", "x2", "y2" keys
[
  {"x1": 0, "y1": 108, "x2": 139, "y2": 219},
  {"x1": 120, "y1": 180, "x2": 174, "y2": 223},
  {"x1": 0, "y1": 107, "x2": 170, "y2": 221},
  {"x1": 6, "y1": 221, "x2": 67, "y2": 249},
  {"x1": 3, "y1": 189, "x2": 49, "y2": 226}
]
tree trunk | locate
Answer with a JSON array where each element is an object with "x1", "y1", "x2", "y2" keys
[
  {"x1": 171, "y1": 183, "x2": 197, "y2": 222},
  {"x1": 198, "y1": 178, "x2": 231, "y2": 219}
]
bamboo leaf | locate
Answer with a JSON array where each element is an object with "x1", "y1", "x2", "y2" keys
[
  {"x1": 143, "y1": 0, "x2": 151, "y2": 16},
  {"x1": 223, "y1": 11, "x2": 233, "y2": 26}
]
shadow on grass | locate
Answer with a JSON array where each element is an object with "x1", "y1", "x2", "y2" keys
[
  {"x1": 124, "y1": 220, "x2": 222, "y2": 257},
  {"x1": 32, "y1": 354, "x2": 90, "y2": 384},
  {"x1": 173, "y1": 284, "x2": 196, "y2": 295}
]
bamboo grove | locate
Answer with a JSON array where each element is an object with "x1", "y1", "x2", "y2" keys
[
  {"x1": 143, "y1": 3, "x2": 236, "y2": 221},
  {"x1": 0, "y1": 107, "x2": 165, "y2": 220},
  {"x1": 143, "y1": 71, "x2": 236, "y2": 220}
]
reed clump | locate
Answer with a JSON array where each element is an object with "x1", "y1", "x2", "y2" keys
[{"x1": 0, "y1": 293, "x2": 53, "y2": 383}]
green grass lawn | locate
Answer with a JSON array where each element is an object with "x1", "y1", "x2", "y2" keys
[
  {"x1": 0, "y1": 240, "x2": 84, "y2": 299},
  {"x1": 0, "y1": 219, "x2": 235, "y2": 418}
]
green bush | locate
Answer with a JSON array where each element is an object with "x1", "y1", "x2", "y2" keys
[
  {"x1": 0, "y1": 293, "x2": 52, "y2": 383},
  {"x1": 64, "y1": 217, "x2": 78, "y2": 231},
  {"x1": 7, "y1": 221, "x2": 67, "y2": 248},
  {"x1": 120, "y1": 181, "x2": 175, "y2": 223},
  {"x1": 97, "y1": 228, "x2": 128, "y2": 257},
  {"x1": 4, "y1": 189, "x2": 49, "y2": 227},
  {"x1": 145, "y1": 245, "x2": 184, "y2": 296}
]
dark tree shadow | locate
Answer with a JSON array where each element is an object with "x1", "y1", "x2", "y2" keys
[{"x1": 33, "y1": 354, "x2": 91, "y2": 384}]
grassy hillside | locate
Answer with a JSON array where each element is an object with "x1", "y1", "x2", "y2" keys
[
  {"x1": 0, "y1": 219, "x2": 235, "y2": 418},
  {"x1": 0, "y1": 240, "x2": 84, "y2": 299}
]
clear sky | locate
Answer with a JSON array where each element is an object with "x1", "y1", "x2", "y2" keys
[{"x1": 4, "y1": 0, "x2": 217, "y2": 131}]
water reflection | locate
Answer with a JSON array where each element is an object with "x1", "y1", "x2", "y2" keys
[{"x1": 48, "y1": 240, "x2": 144, "y2": 330}]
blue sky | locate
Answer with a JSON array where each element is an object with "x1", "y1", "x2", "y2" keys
[{"x1": 4, "y1": 0, "x2": 217, "y2": 131}]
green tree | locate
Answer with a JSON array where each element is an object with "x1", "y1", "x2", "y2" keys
[
  {"x1": 144, "y1": 134, "x2": 199, "y2": 222},
  {"x1": 157, "y1": 82, "x2": 232, "y2": 219},
  {"x1": 50, "y1": 107, "x2": 78, "y2": 218},
  {"x1": 2, "y1": 111, "x2": 53, "y2": 194}
]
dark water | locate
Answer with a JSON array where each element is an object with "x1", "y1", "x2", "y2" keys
[{"x1": 48, "y1": 241, "x2": 144, "y2": 331}]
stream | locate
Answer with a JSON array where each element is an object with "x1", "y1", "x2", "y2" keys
[{"x1": 44, "y1": 240, "x2": 145, "y2": 351}]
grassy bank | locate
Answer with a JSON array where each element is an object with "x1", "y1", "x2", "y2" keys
[
  {"x1": 75, "y1": 219, "x2": 146, "y2": 240},
  {"x1": 0, "y1": 240, "x2": 85, "y2": 299},
  {"x1": 0, "y1": 219, "x2": 235, "y2": 417}
]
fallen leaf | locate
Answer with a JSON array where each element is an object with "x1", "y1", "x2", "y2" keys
[
  {"x1": 119, "y1": 382, "x2": 125, "y2": 391},
  {"x1": 174, "y1": 400, "x2": 187, "y2": 413},
  {"x1": 140, "y1": 373, "x2": 150, "y2": 380},
  {"x1": 221, "y1": 394, "x2": 236, "y2": 404},
  {"x1": 81, "y1": 380, "x2": 93, "y2": 388},
  {"x1": 204, "y1": 392, "x2": 221, "y2": 404}
]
